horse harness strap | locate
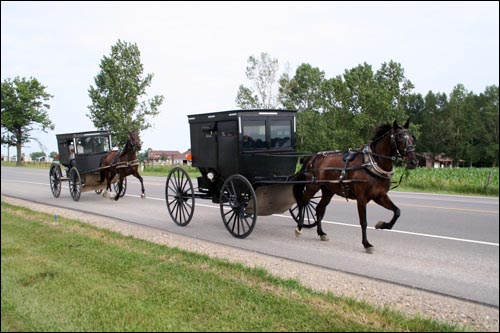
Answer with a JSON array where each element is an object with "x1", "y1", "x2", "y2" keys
[{"x1": 113, "y1": 159, "x2": 140, "y2": 169}]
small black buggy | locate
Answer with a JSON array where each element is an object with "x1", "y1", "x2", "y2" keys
[{"x1": 49, "y1": 130, "x2": 127, "y2": 201}]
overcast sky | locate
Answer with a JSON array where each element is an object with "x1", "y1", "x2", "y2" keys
[{"x1": 1, "y1": 1, "x2": 499, "y2": 156}]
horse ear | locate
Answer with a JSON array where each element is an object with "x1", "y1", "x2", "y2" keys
[
  {"x1": 393, "y1": 120, "x2": 399, "y2": 129},
  {"x1": 404, "y1": 118, "x2": 410, "y2": 129}
]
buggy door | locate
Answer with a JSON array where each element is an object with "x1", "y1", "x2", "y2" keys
[{"x1": 217, "y1": 121, "x2": 238, "y2": 179}]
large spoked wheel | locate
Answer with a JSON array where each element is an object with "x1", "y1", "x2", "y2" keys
[
  {"x1": 289, "y1": 195, "x2": 321, "y2": 229},
  {"x1": 112, "y1": 175, "x2": 127, "y2": 197},
  {"x1": 165, "y1": 167, "x2": 195, "y2": 226},
  {"x1": 219, "y1": 174, "x2": 257, "y2": 239},
  {"x1": 68, "y1": 167, "x2": 81, "y2": 201},
  {"x1": 49, "y1": 164, "x2": 62, "y2": 198}
]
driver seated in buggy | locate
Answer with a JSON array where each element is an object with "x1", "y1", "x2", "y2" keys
[{"x1": 68, "y1": 140, "x2": 84, "y2": 168}]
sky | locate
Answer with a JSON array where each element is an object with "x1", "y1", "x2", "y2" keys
[{"x1": 1, "y1": 1, "x2": 499, "y2": 157}]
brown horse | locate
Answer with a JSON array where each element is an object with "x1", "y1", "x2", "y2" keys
[
  {"x1": 293, "y1": 119, "x2": 418, "y2": 253},
  {"x1": 99, "y1": 130, "x2": 145, "y2": 201}
]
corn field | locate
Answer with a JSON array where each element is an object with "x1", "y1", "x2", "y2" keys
[{"x1": 394, "y1": 167, "x2": 499, "y2": 196}]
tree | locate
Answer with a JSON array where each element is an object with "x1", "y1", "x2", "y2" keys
[
  {"x1": 279, "y1": 63, "x2": 325, "y2": 112},
  {"x1": 49, "y1": 151, "x2": 58, "y2": 160},
  {"x1": 469, "y1": 85, "x2": 499, "y2": 167},
  {"x1": 87, "y1": 39, "x2": 164, "y2": 146},
  {"x1": 279, "y1": 63, "x2": 329, "y2": 152},
  {"x1": 236, "y1": 52, "x2": 280, "y2": 109},
  {"x1": 30, "y1": 151, "x2": 46, "y2": 161},
  {"x1": 1, "y1": 77, "x2": 54, "y2": 166},
  {"x1": 412, "y1": 91, "x2": 450, "y2": 161}
]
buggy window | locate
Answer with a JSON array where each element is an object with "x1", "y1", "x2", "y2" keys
[
  {"x1": 270, "y1": 120, "x2": 291, "y2": 148},
  {"x1": 242, "y1": 120, "x2": 266, "y2": 150},
  {"x1": 80, "y1": 136, "x2": 111, "y2": 154}
]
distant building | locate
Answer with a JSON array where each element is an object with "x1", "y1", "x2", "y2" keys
[
  {"x1": 147, "y1": 149, "x2": 191, "y2": 165},
  {"x1": 422, "y1": 153, "x2": 458, "y2": 168}
]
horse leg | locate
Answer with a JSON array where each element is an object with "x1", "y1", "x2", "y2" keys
[
  {"x1": 293, "y1": 183, "x2": 306, "y2": 237},
  {"x1": 315, "y1": 187, "x2": 333, "y2": 241},
  {"x1": 373, "y1": 195, "x2": 400, "y2": 230},
  {"x1": 102, "y1": 170, "x2": 112, "y2": 197},
  {"x1": 113, "y1": 174, "x2": 123, "y2": 201},
  {"x1": 356, "y1": 199, "x2": 374, "y2": 253},
  {"x1": 133, "y1": 170, "x2": 145, "y2": 199}
]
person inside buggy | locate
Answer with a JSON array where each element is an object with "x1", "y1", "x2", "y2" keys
[{"x1": 67, "y1": 140, "x2": 83, "y2": 168}]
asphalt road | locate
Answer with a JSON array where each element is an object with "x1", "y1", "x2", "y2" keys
[{"x1": 1, "y1": 166, "x2": 498, "y2": 307}]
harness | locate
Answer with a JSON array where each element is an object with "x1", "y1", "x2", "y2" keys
[{"x1": 303, "y1": 127, "x2": 416, "y2": 198}]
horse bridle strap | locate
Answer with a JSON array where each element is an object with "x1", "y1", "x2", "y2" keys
[{"x1": 390, "y1": 129, "x2": 415, "y2": 158}]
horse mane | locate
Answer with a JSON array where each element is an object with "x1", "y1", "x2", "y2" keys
[{"x1": 371, "y1": 123, "x2": 392, "y2": 141}]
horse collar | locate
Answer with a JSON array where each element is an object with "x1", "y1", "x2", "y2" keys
[{"x1": 363, "y1": 145, "x2": 394, "y2": 179}]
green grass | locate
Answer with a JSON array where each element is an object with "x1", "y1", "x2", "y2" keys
[{"x1": 1, "y1": 201, "x2": 465, "y2": 332}]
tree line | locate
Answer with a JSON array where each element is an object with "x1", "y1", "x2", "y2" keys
[
  {"x1": 2, "y1": 44, "x2": 498, "y2": 168},
  {"x1": 237, "y1": 53, "x2": 499, "y2": 167}
]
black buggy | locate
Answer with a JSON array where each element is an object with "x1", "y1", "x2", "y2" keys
[
  {"x1": 49, "y1": 130, "x2": 127, "y2": 201},
  {"x1": 165, "y1": 109, "x2": 319, "y2": 238}
]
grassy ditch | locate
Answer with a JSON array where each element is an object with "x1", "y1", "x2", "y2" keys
[{"x1": 1, "y1": 201, "x2": 465, "y2": 332}]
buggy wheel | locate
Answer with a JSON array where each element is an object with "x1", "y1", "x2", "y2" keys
[
  {"x1": 68, "y1": 168, "x2": 81, "y2": 201},
  {"x1": 113, "y1": 175, "x2": 127, "y2": 197},
  {"x1": 220, "y1": 174, "x2": 257, "y2": 239},
  {"x1": 49, "y1": 164, "x2": 62, "y2": 198},
  {"x1": 289, "y1": 196, "x2": 320, "y2": 229},
  {"x1": 165, "y1": 167, "x2": 195, "y2": 226}
]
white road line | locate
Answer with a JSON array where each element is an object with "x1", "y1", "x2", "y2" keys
[{"x1": 3, "y1": 179, "x2": 498, "y2": 247}]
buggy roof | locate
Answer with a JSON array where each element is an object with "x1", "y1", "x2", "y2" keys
[
  {"x1": 187, "y1": 109, "x2": 297, "y2": 123},
  {"x1": 55, "y1": 130, "x2": 111, "y2": 141}
]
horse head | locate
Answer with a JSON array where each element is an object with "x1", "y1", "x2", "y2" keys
[
  {"x1": 391, "y1": 119, "x2": 418, "y2": 169},
  {"x1": 127, "y1": 131, "x2": 142, "y2": 152}
]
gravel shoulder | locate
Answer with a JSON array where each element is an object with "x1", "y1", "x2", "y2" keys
[{"x1": 2, "y1": 195, "x2": 498, "y2": 332}]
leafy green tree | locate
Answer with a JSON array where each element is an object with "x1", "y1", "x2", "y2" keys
[
  {"x1": 279, "y1": 63, "x2": 328, "y2": 152},
  {"x1": 412, "y1": 91, "x2": 450, "y2": 161},
  {"x1": 469, "y1": 85, "x2": 499, "y2": 167},
  {"x1": 30, "y1": 151, "x2": 46, "y2": 161},
  {"x1": 87, "y1": 39, "x2": 164, "y2": 146},
  {"x1": 445, "y1": 84, "x2": 475, "y2": 165},
  {"x1": 322, "y1": 75, "x2": 361, "y2": 150},
  {"x1": 279, "y1": 63, "x2": 325, "y2": 112},
  {"x1": 1, "y1": 77, "x2": 54, "y2": 166},
  {"x1": 236, "y1": 52, "x2": 280, "y2": 109}
]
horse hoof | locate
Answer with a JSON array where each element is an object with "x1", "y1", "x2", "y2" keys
[
  {"x1": 320, "y1": 235, "x2": 329, "y2": 241},
  {"x1": 365, "y1": 247, "x2": 374, "y2": 254},
  {"x1": 375, "y1": 221, "x2": 385, "y2": 229},
  {"x1": 141, "y1": 194, "x2": 145, "y2": 199},
  {"x1": 294, "y1": 227, "x2": 302, "y2": 237}
]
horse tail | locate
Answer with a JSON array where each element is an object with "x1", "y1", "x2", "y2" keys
[{"x1": 292, "y1": 155, "x2": 314, "y2": 202}]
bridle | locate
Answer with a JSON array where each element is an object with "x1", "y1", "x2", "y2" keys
[
  {"x1": 127, "y1": 132, "x2": 142, "y2": 152},
  {"x1": 369, "y1": 127, "x2": 416, "y2": 161}
]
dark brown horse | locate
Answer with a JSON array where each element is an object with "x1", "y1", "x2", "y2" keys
[
  {"x1": 293, "y1": 119, "x2": 418, "y2": 253},
  {"x1": 99, "y1": 130, "x2": 145, "y2": 201}
]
